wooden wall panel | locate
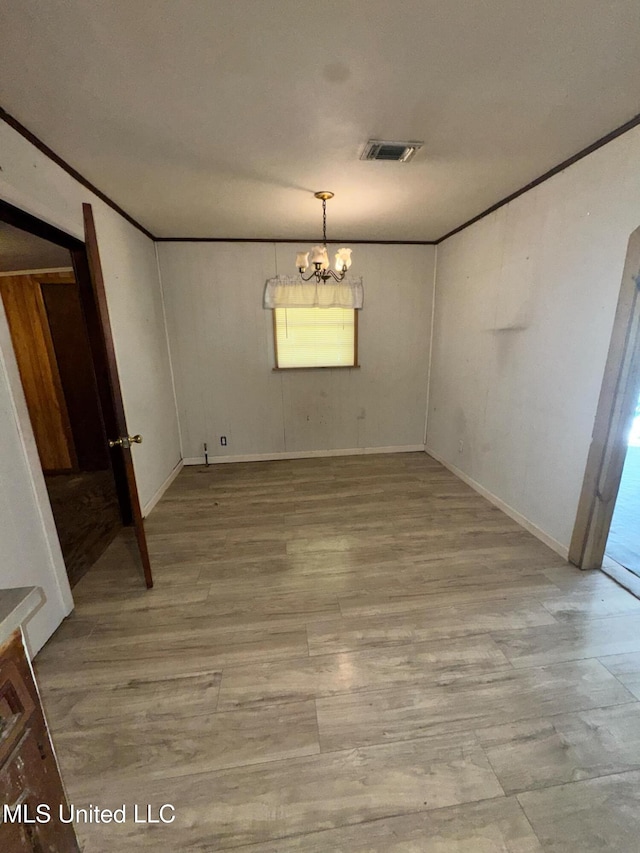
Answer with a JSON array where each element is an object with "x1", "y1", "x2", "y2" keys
[{"x1": 0, "y1": 272, "x2": 77, "y2": 471}]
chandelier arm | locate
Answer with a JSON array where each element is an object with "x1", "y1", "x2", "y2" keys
[
  {"x1": 300, "y1": 268, "x2": 320, "y2": 282},
  {"x1": 322, "y1": 269, "x2": 346, "y2": 282}
]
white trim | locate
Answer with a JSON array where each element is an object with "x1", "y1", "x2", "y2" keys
[
  {"x1": 0, "y1": 267, "x2": 74, "y2": 277},
  {"x1": 142, "y1": 459, "x2": 184, "y2": 517},
  {"x1": 425, "y1": 447, "x2": 569, "y2": 560},
  {"x1": 601, "y1": 557, "x2": 640, "y2": 595},
  {"x1": 183, "y1": 445, "x2": 425, "y2": 465}
]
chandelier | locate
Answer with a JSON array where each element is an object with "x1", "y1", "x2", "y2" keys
[{"x1": 295, "y1": 192, "x2": 352, "y2": 283}]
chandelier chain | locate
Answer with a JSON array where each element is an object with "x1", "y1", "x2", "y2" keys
[
  {"x1": 322, "y1": 198, "x2": 327, "y2": 245},
  {"x1": 296, "y1": 191, "x2": 350, "y2": 283}
]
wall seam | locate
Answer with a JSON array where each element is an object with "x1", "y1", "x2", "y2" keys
[
  {"x1": 423, "y1": 244, "x2": 438, "y2": 447},
  {"x1": 274, "y1": 241, "x2": 288, "y2": 452},
  {"x1": 154, "y1": 242, "x2": 183, "y2": 460}
]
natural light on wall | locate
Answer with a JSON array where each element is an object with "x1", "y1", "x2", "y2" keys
[{"x1": 274, "y1": 307, "x2": 356, "y2": 369}]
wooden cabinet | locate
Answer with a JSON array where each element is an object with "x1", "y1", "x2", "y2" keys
[{"x1": 0, "y1": 630, "x2": 79, "y2": 852}]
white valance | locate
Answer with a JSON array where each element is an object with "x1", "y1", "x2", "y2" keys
[{"x1": 263, "y1": 276, "x2": 364, "y2": 309}]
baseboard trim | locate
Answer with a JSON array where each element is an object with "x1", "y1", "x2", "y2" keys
[
  {"x1": 142, "y1": 459, "x2": 184, "y2": 517},
  {"x1": 425, "y1": 447, "x2": 569, "y2": 560},
  {"x1": 183, "y1": 445, "x2": 425, "y2": 466}
]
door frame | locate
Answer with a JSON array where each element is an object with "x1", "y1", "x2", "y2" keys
[
  {"x1": 569, "y1": 225, "x2": 640, "y2": 569},
  {"x1": 0, "y1": 197, "x2": 152, "y2": 587}
]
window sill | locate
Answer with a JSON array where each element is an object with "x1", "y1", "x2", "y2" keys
[{"x1": 273, "y1": 365, "x2": 361, "y2": 371}]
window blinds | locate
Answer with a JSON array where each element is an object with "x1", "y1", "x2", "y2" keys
[{"x1": 274, "y1": 307, "x2": 356, "y2": 368}]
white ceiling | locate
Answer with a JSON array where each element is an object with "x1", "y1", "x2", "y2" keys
[
  {"x1": 0, "y1": 222, "x2": 71, "y2": 273},
  {"x1": 1, "y1": 0, "x2": 639, "y2": 241}
]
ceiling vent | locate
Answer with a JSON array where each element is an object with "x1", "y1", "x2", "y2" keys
[{"x1": 360, "y1": 140, "x2": 423, "y2": 163}]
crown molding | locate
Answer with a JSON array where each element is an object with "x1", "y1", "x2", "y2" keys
[
  {"x1": 154, "y1": 237, "x2": 436, "y2": 245},
  {"x1": 0, "y1": 106, "x2": 154, "y2": 240},
  {"x1": 4, "y1": 104, "x2": 640, "y2": 247},
  {"x1": 435, "y1": 110, "x2": 640, "y2": 244}
]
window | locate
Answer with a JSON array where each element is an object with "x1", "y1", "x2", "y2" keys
[{"x1": 273, "y1": 307, "x2": 358, "y2": 369}]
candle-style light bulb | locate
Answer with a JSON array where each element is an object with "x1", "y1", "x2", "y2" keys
[
  {"x1": 295, "y1": 251, "x2": 309, "y2": 272},
  {"x1": 310, "y1": 245, "x2": 326, "y2": 267},
  {"x1": 335, "y1": 247, "x2": 352, "y2": 272}
]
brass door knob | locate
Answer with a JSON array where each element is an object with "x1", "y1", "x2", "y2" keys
[{"x1": 108, "y1": 435, "x2": 143, "y2": 449}]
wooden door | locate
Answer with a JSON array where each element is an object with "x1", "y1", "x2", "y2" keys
[{"x1": 72, "y1": 203, "x2": 153, "y2": 589}]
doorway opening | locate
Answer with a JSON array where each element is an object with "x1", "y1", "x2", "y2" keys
[
  {"x1": 0, "y1": 199, "x2": 153, "y2": 589},
  {"x1": 0, "y1": 258, "x2": 121, "y2": 585},
  {"x1": 570, "y1": 225, "x2": 640, "y2": 596},
  {"x1": 605, "y1": 393, "x2": 640, "y2": 577}
]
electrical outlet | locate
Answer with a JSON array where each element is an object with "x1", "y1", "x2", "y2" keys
[
  {"x1": 458, "y1": 440, "x2": 464, "y2": 453},
  {"x1": 220, "y1": 436, "x2": 227, "y2": 446}
]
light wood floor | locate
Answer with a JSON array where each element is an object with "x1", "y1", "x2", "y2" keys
[{"x1": 35, "y1": 453, "x2": 640, "y2": 852}]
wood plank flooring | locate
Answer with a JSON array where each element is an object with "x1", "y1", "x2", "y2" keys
[{"x1": 34, "y1": 452, "x2": 640, "y2": 851}]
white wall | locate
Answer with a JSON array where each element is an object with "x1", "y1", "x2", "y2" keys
[
  {"x1": 427, "y1": 126, "x2": 640, "y2": 555},
  {"x1": 158, "y1": 242, "x2": 435, "y2": 461},
  {"x1": 0, "y1": 122, "x2": 181, "y2": 652}
]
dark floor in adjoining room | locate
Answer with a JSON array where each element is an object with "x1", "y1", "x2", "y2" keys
[
  {"x1": 45, "y1": 469, "x2": 122, "y2": 587},
  {"x1": 35, "y1": 453, "x2": 640, "y2": 852}
]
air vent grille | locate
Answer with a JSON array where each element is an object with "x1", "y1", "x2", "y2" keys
[{"x1": 360, "y1": 140, "x2": 423, "y2": 162}]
